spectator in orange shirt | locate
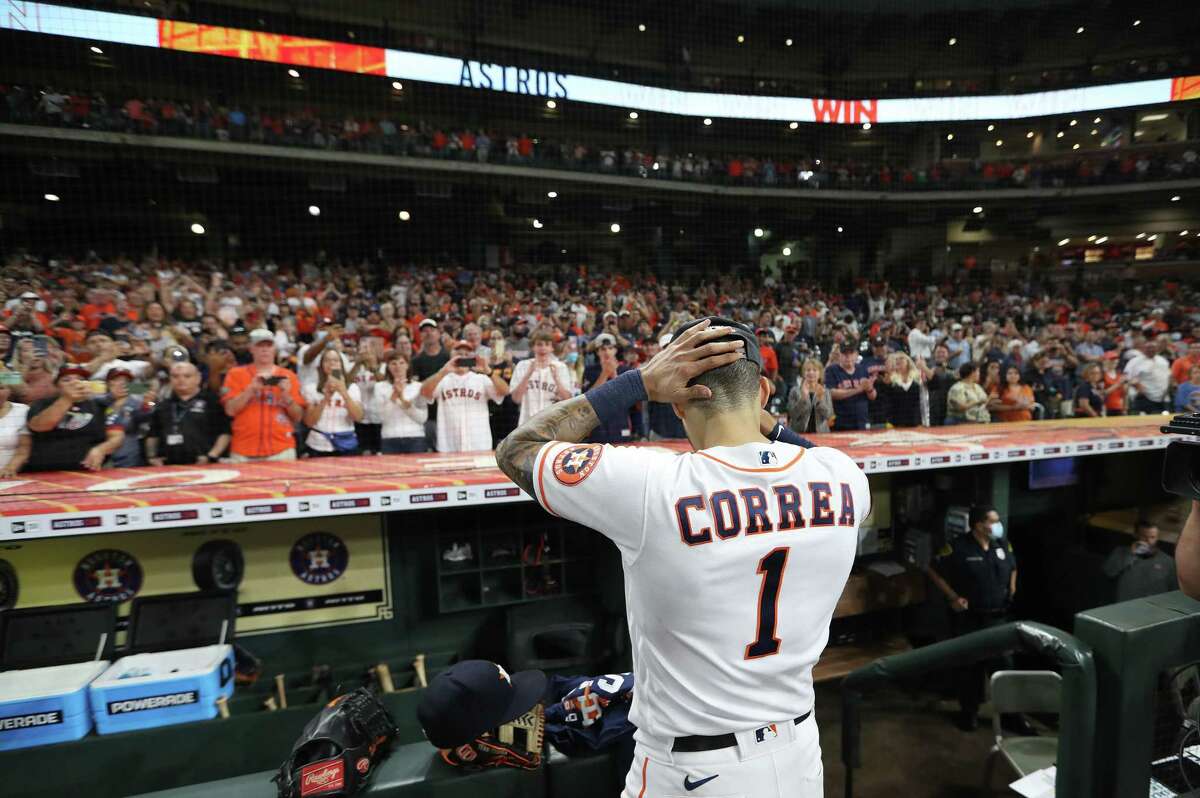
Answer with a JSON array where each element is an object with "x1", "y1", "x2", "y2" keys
[
  {"x1": 221, "y1": 329, "x2": 305, "y2": 462},
  {"x1": 756, "y1": 327, "x2": 779, "y2": 382},
  {"x1": 988, "y1": 365, "x2": 1035, "y2": 422},
  {"x1": 1172, "y1": 341, "x2": 1200, "y2": 387}
]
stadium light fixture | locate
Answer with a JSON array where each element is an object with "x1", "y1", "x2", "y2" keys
[
  {"x1": 1093, "y1": 116, "x2": 1102, "y2": 123},
  {"x1": 1072, "y1": 143, "x2": 1080, "y2": 150},
  {"x1": 43, "y1": 193, "x2": 59, "y2": 202},
  {"x1": 1141, "y1": 113, "x2": 1169, "y2": 122},
  {"x1": 862, "y1": 122, "x2": 871, "y2": 130},
  {"x1": 190, "y1": 223, "x2": 205, "y2": 235},
  {"x1": 946, "y1": 133, "x2": 954, "y2": 141},
  {"x1": 703, "y1": 118, "x2": 712, "y2": 126},
  {"x1": 995, "y1": 139, "x2": 1003, "y2": 147},
  {"x1": 754, "y1": 228, "x2": 765, "y2": 238},
  {"x1": 948, "y1": 37, "x2": 957, "y2": 46},
  {"x1": 391, "y1": 81, "x2": 403, "y2": 91},
  {"x1": 1136, "y1": 232, "x2": 1146, "y2": 239},
  {"x1": 1182, "y1": 230, "x2": 1190, "y2": 236},
  {"x1": 836, "y1": 226, "x2": 844, "y2": 233},
  {"x1": 610, "y1": 223, "x2": 621, "y2": 234},
  {"x1": 547, "y1": 191, "x2": 557, "y2": 198},
  {"x1": 1148, "y1": 234, "x2": 1158, "y2": 241},
  {"x1": 1027, "y1": 131, "x2": 1035, "y2": 138},
  {"x1": 1091, "y1": 128, "x2": 1098, "y2": 135},
  {"x1": 1133, "y1": 19, "x2": 1141, "y2": 26},
  {"x1": 638, "y1": 23, "x2": 646, "y2": 32},
  {"x1": 1057, "y1": 238, "x2": 1070, "y2": 246},
  {"x1": 987, "y1": 124, "x2": 995, "y2": 132},
  {"x1": 308, "y1": 205, "x2": 320, "y2": 216},
  {"x1": 90, "y1": 45, "x2": 103, "y2": 54},
  {"x1": 1069, "y1": 119, "x2": 1078, "y2": 126},
  {"x1": 789, "y1": 121, "x2": 799, "y2": 130},
  {"x1": 782, "y1": 247, "x2": 792, "y2": 256},
  {"x1": 1095, "y1": 236, "x2": 1109, "y2": 244},
  {"x1": 1087, "y1": 235, "x2": 1097, "y2": 242},
  {"x1": 287, "y1": 68, "x2": 300, "y2": 78},
  {"x1": 546, "y1": 100, "x2": 557, "y2": 109},
  {"x1": 1076, "y1": 26, "x2": 1085, "y2": 34},
  {"x1": 737, "y1": 35, "x2": 745, "y2": 44},
  {"x1": 398, "y1": 210, "x2": 411, "y2": 221},
  {"x1": 1056, "y1": 131, "x2": 1065, "y2": 138},
  {"x1": 532, "y1": 219, "x2": 543, "y2": 229},
  {"x1": 1172, "y1": 195, "x2": 1182, "y2": 202},
  {"x1": 973, "y1": 206, "x2": 983, "y2": 214},
  {"x1": 785, "y1": 38, "x2": 794, "y2": 46},
  {"x1": 628, "y1": 111, "x2": 638, "y2": 120}
]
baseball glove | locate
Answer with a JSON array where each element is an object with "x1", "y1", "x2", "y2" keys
[
  {"x1": 273, "y1": 688, "x2": 398, "y2": 798},
  {"x1": 439, "y1": 704, "x2": 546, "y2": 771}
]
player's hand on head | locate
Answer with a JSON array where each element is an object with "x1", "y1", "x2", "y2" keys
[{"x1": 641, "y1": 318, "x2": 746, "y2": 404}]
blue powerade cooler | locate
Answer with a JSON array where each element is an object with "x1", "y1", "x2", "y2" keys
[
  {"x1": 89, "y1": 644, "x2": 235, "y2": 734},
  {"x1": 0, "y1": 660, "x2": 109, "y2": 750}
]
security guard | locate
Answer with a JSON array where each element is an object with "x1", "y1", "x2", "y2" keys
[{"x1": 925, "y1": 504, "x2": 1019, "y2": 731}]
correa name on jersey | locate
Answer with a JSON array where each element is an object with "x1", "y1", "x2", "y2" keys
[
  {"x1": 107, "y1": 691, "x2": 198, "y2": 714},
  {"x1": 0, "y1": 711, "x2": 63, "y2": 730},
  {"x1": 674, "y1": 481, "x2": 857, "y2": 546}
]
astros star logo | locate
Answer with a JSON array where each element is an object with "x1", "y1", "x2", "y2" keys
[
  {"x1": 496, "y1": 664, "x2": 512, "y2": 685},
  {"x1": 552, "y1": 445, "x2": 603, "y2": 486}
]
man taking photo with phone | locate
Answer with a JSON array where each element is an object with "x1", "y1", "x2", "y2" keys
[
  {"x1": 221, "y1": 329, "x2": 305, "y2": 462},
  {"x1": 420, "y1": 339, "x2": 508, "y2": 452}
]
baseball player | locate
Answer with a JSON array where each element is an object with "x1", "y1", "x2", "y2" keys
[
  {"x1": 510, "y1": 331, "x2": 575, "y2": 425},
  {"x1": 496, "y1": 317, "x2": 867, "y2": 798},
  {"x1": 420, "y1": 339, "x2": 509, "y2": 452}
]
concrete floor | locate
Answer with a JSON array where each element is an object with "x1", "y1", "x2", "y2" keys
[{"x1": 813, "y1": 682, "x2": 1021, "y2": 798}]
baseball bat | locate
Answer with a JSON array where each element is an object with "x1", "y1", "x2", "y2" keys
[
  {"x1": 215, "y1": 695, "x2": 230, "y2": 719},
  {"x1": 263, "y1": 696, "x2": 278, "y2": 712},
  {"x1": 376, "y1": 663, "x2": 395, "y2": 693},
  {"x1": 274, "y1": 674, "x2": 288, "y2": 709},
  {"x1": 413, "y1": 654, "x2": 427, "y2": 688}
]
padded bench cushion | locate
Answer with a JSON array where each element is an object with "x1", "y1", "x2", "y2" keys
[{"x1": 129, "y1": 741, "x2": 547, "y2": 798}]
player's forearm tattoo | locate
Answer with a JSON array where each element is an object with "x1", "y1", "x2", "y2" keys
[{"x1": 495, "y1": 396, "x2": 600, "y2": 497}]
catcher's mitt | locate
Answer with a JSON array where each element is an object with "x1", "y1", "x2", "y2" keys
[{"x1": 273, "y1": 688, "x2": 398, "y2": 798}]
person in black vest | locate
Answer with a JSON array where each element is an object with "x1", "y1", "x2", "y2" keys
[
  {"x1": 146, "y1": 362, "x2": 230, "y2": 465},
  {"x1": 925, "y1": 505, "x2": 1027, "y2": 733},
  {"x1": 26, "y1": 364, "x2": 124, "y2": 471}
]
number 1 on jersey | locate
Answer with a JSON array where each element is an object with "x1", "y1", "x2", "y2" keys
[{"x1": 745, "y1": 547, "x2": 789, "y2": 659}]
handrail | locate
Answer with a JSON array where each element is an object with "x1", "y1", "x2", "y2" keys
[{"x1": 840, "y1": 621, "x2": 1095, "y2": 798}]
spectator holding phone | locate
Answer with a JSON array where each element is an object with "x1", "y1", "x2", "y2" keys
[
  {"x1": 103, "y1": 368, "x2": 153, "y2": 467},
  {"x1": 0, "y1": 379, "x2": 31, "y2": 476},
  {"x1": 26, "y1": 365, "x2": 124, "y2": 471},
  {"x1": 146, "y1": 362, "x2": 230, "y2": 465},
  {"x1": 375, "y1": 352, "x2": 428, "y2": 453},
  {"x1": 303, "y1": 348, "x2": 364, "y2": 456},
  {"x1": 420, "y1": 339, "x2": 508, "y2": 452},
  {"x1": 221, "y1": 329, "x2": 304, "y2": 462}
]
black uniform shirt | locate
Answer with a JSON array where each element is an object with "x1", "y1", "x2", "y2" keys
[
  {"x1": 148, "y1": 390, "x2": 230, "y2": 465},
  {"x1": 934, "y1": 534, "x2": 1016, "y2": 611}
]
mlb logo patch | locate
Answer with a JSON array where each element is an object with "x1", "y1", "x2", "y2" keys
[
  {"x1": 759, "y1": 451, "x2": 777, "y2": 466},
  {"x1": 755, "y1": 723, "x2": 778, "y2": 743}
]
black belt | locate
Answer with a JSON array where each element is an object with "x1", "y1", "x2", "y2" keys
[{"x1": 672, "y1": 710, "x2": 811, "y2": 753}]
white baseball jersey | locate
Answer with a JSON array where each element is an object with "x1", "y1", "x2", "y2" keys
[
  {"x1": 534, "y1": 440, "x2": 869, "y2": 740},
  {"x1": 431, "y1": 371, "x2": 502, "y2": 452},
  {"x1": 512, "y1": 358, "x2": 574, "y2": 425}
]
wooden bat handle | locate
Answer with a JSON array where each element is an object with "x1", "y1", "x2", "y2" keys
[
  {"x1": 376, "y1": 664, "x2": 395, "y2": 693},
  {"x1": 215, "y1": 695, "x2": 230, "y2": 719},
  {"x1": 413, "y1": 654, "x2": 427, "y2": 688},
  {"x1": 275, "y1": 674, "x2": 288, "y2": 709}
]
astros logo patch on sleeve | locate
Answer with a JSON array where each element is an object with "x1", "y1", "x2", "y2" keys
[{"x1": 553, "y1": 445, "x2": 602, "y2": 486}]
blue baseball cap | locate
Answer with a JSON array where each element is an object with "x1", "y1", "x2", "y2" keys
[
  {"x1": 668, "y1": 315, "x2": 764, "y2": 372},
  {"x1": 416, "y1": 660, "x2": 546, "y2": 749}
]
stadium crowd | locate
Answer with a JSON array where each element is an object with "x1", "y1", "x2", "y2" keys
[
  {"x1": 0, "y1": 252, "x2": 1194, "y2": 473},
  {"x1": 4, "y1": 82, "x2": 1200, "y2": 192}
]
